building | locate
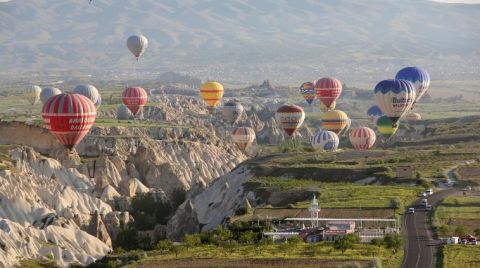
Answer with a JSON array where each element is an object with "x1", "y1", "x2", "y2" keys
[{"x1": 324, "y1": 221, "x2": 356, "y2": 241}]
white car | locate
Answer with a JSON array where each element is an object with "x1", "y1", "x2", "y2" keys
[
  {"x1": 408, "y1": 207, "x2": 415, "y2": 214},
  {"x1": 418, "y1": 192, "x2": 427, "y2": 197},
  {"x1": 426, "y1": 189, "x2": 433, "y2": 195},
  {"x1": 426, "y1": 205, "x2": 432, "y2": 211}
]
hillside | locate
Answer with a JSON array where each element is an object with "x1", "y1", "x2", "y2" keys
[{"x1": 0, "y1": 0, "x2": 479, "y2": 83}]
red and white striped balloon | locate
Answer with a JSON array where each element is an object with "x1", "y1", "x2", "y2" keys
[
  {"x1": 315, "y1": 77, "x2": 342, "y2": 110},
  {"x1": 232, "y1": 127, "x2": 256, "y2": 152},
  {"x1": 122, "y1": 87, "x2": 147, "y2": 115},
  {"x1": 349, "y1": 127, "x2": 376, "y2": 150},
  {"x1": 42, "y1": 93, "x2": 96, "y2": 150}
]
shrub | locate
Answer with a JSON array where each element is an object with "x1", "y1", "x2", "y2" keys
[
  {"x1": 238, "y1": 230, "x2": 257, "y2": 245},
  {"x1": 368, "y1": 257, "x2": 383, "y2": 268},
  {"x1": 155, "y1": 239, "x2": 174, "y2": 253},
  {"x1": 334, "y1": 234, "x2": 359, "y2": 253},
  {"x1": 454, "y1": 225, "x2": 468, "y2": 236},
  {"x1": 116, "y1": 227, "x2": 138, "y2": 250},
  {"x1": 183, "y1": 233, "x2": 202, "y2": 249},
  {"x1": 383, "y1": 234, "x2": 403, "y2": 254},
  {"x1": 370, "y1": 238, "x2": 383, "y2": 247}
]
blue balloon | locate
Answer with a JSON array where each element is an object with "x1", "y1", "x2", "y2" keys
[
  {"x1": 367, "y1": 105, "x2": 383, "y2": 117},
  {"x1": 395, "y1": 66, "x2": 430, "y2": 104}
]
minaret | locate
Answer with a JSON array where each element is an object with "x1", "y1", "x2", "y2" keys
[{"x1": 308, "y1": 194, "x2": 320, "y2": 228}]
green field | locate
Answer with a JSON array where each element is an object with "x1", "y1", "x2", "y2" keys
[
  {"x1": 442, "y1": 245, "x2": 480, "y2": 268},
  {"x1": 126, "y1": 242, "x2": 403, "y2": 268},
  {"x1": 434, "y1": 195, "x2": 480, "y2": 236}
]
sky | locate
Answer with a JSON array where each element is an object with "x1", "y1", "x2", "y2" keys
[{"x1": 432, "y1": 0, "x2": 480, "y2": 2}]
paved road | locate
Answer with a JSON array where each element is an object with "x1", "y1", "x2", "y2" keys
[{"x1": 400, "y1": 188, "x2": 460, "y2": 268}]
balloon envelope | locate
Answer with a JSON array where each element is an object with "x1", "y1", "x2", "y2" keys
[
  {"x1": 395, "y1": 67, "x2": 430, "y2": 106},
  {"x1": 74, "y1": 84, "x2": 100, "y2": 106},
  {"x1": 127, "y1": 35, "x2": 148, "y2": 59},
  {"x1": 311, "y1": 130, "x2": 339, "y2": 151},
  {"x1": 117, "y1": 104, "x2": 134, "y2": 120},
  {"x1": 376, "y1": 116, "x2": 399, "y2": 138},
  {"x1": 42, "y1": 93, "x2": 96, "y2": 150},
  {"x1": 275, "y1": 105, "x2": 305, "y2": 136},
  {"x1": 24, "y1": 85, "x2": 42, "y2": 105},
  {"x1": 122, "y1": 87, "x2": 148, "y2": 115},
  {"x1": 321, "y1": 110, "x2": 349, "y2": 135},
  {"x1": 349, "y1": 127, "x2": 376, "y2": 150},
  {"x1": 300, "y1": 82, "x2": 316, "y2": 105},
  {"x1": 200, "y1": 81, "x2": 224, "y2": 107},
  {"x1": 232, "y1": 127, "x2": 256, "y2": 152},
  {"x1": 315, "y1": 77, "x2": 342, "y2": 110},
  {"x1": 40, "y1": 87, "x2": 62, "y2": 105},
  {"x1": 407, "y1": 112, "x2": 422, "y2": 122},
  {"x1": 222, "y1": 101, "x2": 244, "y2": 125},
  {"x1": 374, "y1": 79, "x2": 416, "y2": 125}
]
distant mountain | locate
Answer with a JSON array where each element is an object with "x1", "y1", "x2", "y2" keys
[{"x1": 0, "y1": 0, "x2": 479, "y2": 83}]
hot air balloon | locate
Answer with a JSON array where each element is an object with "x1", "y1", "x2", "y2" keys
[
  {"x1": 275, "y1": 105, "x2": 305, "y2": 137},
  {"x1": 321, "y1": 110, "x2": 349, "y2": 135},
  {"x1": 222, "y1": 101, "x2": 244, "y2": 125},
  {"x1": 117, "y1": 104, "x2": 134, "y2": 120},
  {"x1": 311, "y1": 130, "x2": 339, "y2": 151},
  {"x1": 376, "y1": 116, "x2": 399, "y2": 138},
  {"x1": 406, "y1": 112, "x2": 422, "y2": 122},
  {"x1": 74, "y1": 84, "x2": 100, "y2": 106},
  {"x1": 395, "y1": 67, "x2": 430, "y2": 107},
  {"x1": 40, "y1": 87, "x2": 62, "y2": 105},
  {"x1": 42, "y1": 93, "x2": 96, "y2": 151},
  {"x1": 127, "y1": 35, "x2": 148, "y2": 60},
  {"x1": 349, "y1": 127, "x2": 376, "y2": 150},
  {"x1": 315, "y1": 77, "x2": 342, "y2": 110},
  {"x1": 232, "y1": 127, "x2": 256, "y2": 152},
  {"x1": 95, "y1": 95, "x2": 102, "y2": 109},
  {"x1": 374, "y1": 79, "x2": 416, "y2": 126},
  {"x1": 320, "y1": 100, "x2": 336, "y2": 113},
  {"x1": 367, "y1": 105, "x2": 384, "y2": 123},
  {"x1": 24, "y1": 85, "x2": 41, "y2": 105},
  {"x1": 200, "y1": 81, "x2": 224, "y2": 108},
  {"x1": 122, "y1": 87, "x2": 147, "y2": 115},
  {"x1": 300, "y1": 82, "x2": 316, "y2": 105}
]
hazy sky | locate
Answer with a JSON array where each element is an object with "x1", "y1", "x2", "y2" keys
[{"x1": 432, "y1": 0, "x2": 480, "y2": 2}]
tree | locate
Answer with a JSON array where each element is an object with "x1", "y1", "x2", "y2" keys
[
  {"x1": 155, "y1": 239, "x2": 174, "y2": 253},
  {"x1": 370, "y1": 238, "x2": 383, "y2": 247},
  {"x1": 183, "y1": 233, "x2": 202, "y2": 250},
  {"x1": 238, "y1": 230, "x2": 256, "y2": 245},
  {"x1": 116, "y1": 227, "x2": 139, "y2": 250},
  {"x1": 333, "y1": 234, "x2": 358, "y2": 253},
  {"x1": 474, "y1": 228, "x2": 480, "y2": 236},
  {"x1": 383, "y1": 234, "x2": 403, "y2": 254},
  {"x1": 389, "y1": 197, "x2": 401, "y2": 214}
]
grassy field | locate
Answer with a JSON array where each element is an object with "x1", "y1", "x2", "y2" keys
[
  {"x1": 126, "y1": 243, "x2": 403, "y2": 268},
  {"x1": 434, "y1": 195, "x2": 480, "y2": 236},
  {"x1": 442, "y1": 245, "x2": 480, "y2": 268}
]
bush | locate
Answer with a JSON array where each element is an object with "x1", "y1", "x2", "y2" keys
[
  {"x1": 238, "y1": 230, "x2": 257, "y2": 245},
  {"x1": 368, "y1": 257, "x2": 383, "y2": 268},
  {"x1": 383, "y1": 234, "x2": 403, "y2": 254},
  {"x1": 334, "y1": 234, "x2": 359, "y2": 253},
  {"x1": 474, "y1": 228, "x2": 480, "y2": 236},
  {"x1": 370, "y1": 238, "x2": 383, "y2": 247},
  {"x1": 155, "y1": 239, "x2": 174, "y2": 253},
  {"x1": 454, "y1": 225, "x2": 468, "y2": 236},
  {"x1": 437, "y1": 224, "x2": 451, "y2": 235},
  {"x1": 183, "y1": 233, "x2": 202, "y2": 249},
  {"x1": 115, "y1": 227, "x2": 138, "y2": 250}
]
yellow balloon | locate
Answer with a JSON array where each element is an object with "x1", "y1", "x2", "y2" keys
[
  {"x1": 200, "y1": 81, "x2": 224, "y2": 107},
  {"x1": 321, "y1": 110, "x2": 349, "y2": 135}
]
